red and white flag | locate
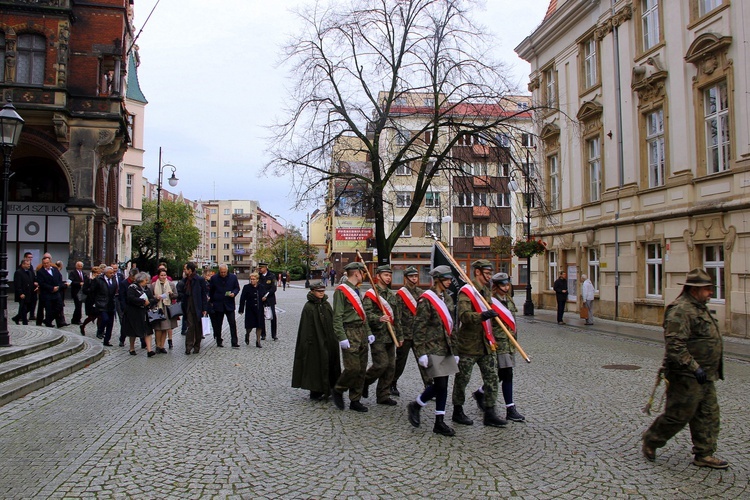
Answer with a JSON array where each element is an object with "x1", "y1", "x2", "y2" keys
[{"x1": 491, "y1": 297, "x2": 516, "y2": 332}]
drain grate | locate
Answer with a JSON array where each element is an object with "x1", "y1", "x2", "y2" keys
[{"x1": 602, "y1": 364, "x2": 641, "y2": 370}]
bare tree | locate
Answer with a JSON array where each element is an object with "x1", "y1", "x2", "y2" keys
[{"x1": 269, "y1": 0, "x2": 532, "y2": 264}]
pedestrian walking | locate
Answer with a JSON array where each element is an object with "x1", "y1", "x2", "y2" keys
[
  {"x1": 80, "y1": 266, "x2": 101, "y2": 335},
  {"x1": 362, "y1": 265, "x2": 401, "y2": 406},
  {"x1": 331, "y1": 261, "x2": 372, "y2": 412},
  {"x1": 641, "y1": 268, "x2": 728, "y2": 469},
  {"x1": 472, "y1": 273, "x2": 525, "y2": 422},
  {"x1": 68, "y1": 261, "x2": 85, "y2": 325},
  {"x1": 292, "y1": 281, "x2": 341, "y2": 400},
  {"x1": 581, "y1": 274, "x2": 595, "y2": 325},
  {"x1": 37, "y1": 256, "x2": 66, "y2": 328},
  {"x1": 179, "y1": 262, "x2": 209, "y2": 355},
  {"x1": 92, "y1": 266, "x2": 118, "y2": 346},
  {"x1": 150, "y1": 269, "x2": 178, "y2": 353},
  {"x1": 208, "y1": 264, "x2": 241, "y2": 348},
  {"x1": 392, "y1": 266, "x2": 428, "y2": 396},
  {"x1": 257, "y1": 262, "x2": 278, "y2": 340},
  {"x1": 13, "y1": 259, "x2": 35, "y2": 325},
  {"x1": 281, "y1": 270, "x2": 288, "y2": 291},
  {"x1": 122, "y1": 272, "x2": 155, "y2": 357},
  {"x1": 238, "y1": 272, "x2": 265, "y2": 347},
  {"x1": 406, "y1": 265, "x2": 459, "y2": 436},
  {"x1": 451, "y1": 260, "x2": 505, "y2": 428},
  {"x1": 553, "y1": 271, "x2": 568, "y2": 324}
]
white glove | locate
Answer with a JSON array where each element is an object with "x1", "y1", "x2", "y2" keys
[
  {"x1": 418, "y1": 355, "x2": 429, "y2": 368},
  {"x1": 339, "y1": 339, "x2": 351, "y2": 350},
  {"x1": 367, "y1": 335, "x2": 376, "y2": 344},
  {"x1": 454, "y1": 356, "x2": 460, "y2": 365}
]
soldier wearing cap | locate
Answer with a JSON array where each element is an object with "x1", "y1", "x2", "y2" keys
[
  {"x1": 472, "y1": 272, "x2": 525, "y2": 422},
  {"x1": 362, "y1": 265, "x2": 402, "y2": 405},
  {"x1": 392, "y1": 266, "x2": 428, "y2": 396},
  {"x1": 406, "y1": 265, "x2": 458, "y2": 436},
  {"x1": 642, "y1": 268, "x2": 728, "y2": 469},
  {"x1": 331, "y1": 261, "x2": 373, "y2": 412},
  {"x1": 452, "y1": 259, "x2": 506, "y2": 428}
]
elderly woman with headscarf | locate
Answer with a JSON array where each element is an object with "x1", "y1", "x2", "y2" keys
[
  {"x1": 122, "y1": 272, "x2": 155, "y2": 357},
  {"x1": 150, "y1": 268, "x2": 179, "y2": 353}
]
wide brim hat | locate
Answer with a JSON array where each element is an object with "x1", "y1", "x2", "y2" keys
[
  {"x1": 430, "y1": 265, "x2": 453, "y2": 279},
  {"x1": 677, "y1": 268, "x2": 713, "y2": 287}
]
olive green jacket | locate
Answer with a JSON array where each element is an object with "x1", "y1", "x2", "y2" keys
[
  {"x1": 332, "y1": 280, "x2": 371, "y2": 342},
  {"x1": 396, "y1": 283, "x2": 423, "y2": 342},
  {"x1": 413, "y1": 286, "x2": 454, "y2": 358},
  {"x1": 363, "y1": 284, "x2": 402, "y2": 344},
  {"x1": 493, "y1": 293, "x2": 517, "y2": 355},
  {"x1": 455, "y1": 279, "x2": 493, "y2": 356}
]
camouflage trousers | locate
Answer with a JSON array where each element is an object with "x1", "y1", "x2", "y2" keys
[
  {"x1": 394, "y1": 338, "x2": 431, "y2": 387},
  {"x1": 452, "y1": 353, "x2": 498, "y2": 409},
  {"x1": 364, "y1": 342, "x2": 395, "y2": 402},
  {"x1": 642, "y1": 372, "x2": 720, "y2": 457},
  {"x1": 334, "y1": 324, "x2": 369, "y2": 402}
]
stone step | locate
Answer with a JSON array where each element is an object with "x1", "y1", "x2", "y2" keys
[{"x1": 0, "y1": 329, "x2": 105, "y2": 406}]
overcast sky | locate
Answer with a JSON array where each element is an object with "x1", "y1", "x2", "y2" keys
[{"x1": 134, "y1": 0, "x2": 550, "y2": 229}]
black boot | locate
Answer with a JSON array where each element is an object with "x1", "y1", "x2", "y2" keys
[
  {"x1": 506, "y1": 405, "x2": 526, "y2": 422},
  {"x1": 472, "y1": 390, "x2": 485, "y2": 411},
  {"x1": 433, "y1": 415, "x2": 455, "y2": 436},
  {"x1": 452, "y1": 405, "x2": 473, "y2": 425},
  {"x1": 407, "y1": 401, "x2": 421, "y2": 428},
  {"x1": 390, "y1": 382, "x2": 400, "y2": 397},
  {"x1": 362, "y1": 383, "x2": 370, "y2": 399},
  {"x1": 483, "y1": 407, "x2": 507, "y2": 427},
  {"x1": 332, "y1": 390, "x2": 345, "y2": 410},
  {"x1": 168, "y1": 339, "x2": 173, "y2": 350},
  {"x1": 349, "y1": 400, "x2": 368, "y2": 412},
  {"x1": 245, "y1": 332, "x2": 250, "y2": 345}
]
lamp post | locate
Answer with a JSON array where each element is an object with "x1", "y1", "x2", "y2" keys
[
  {"x1": 305, "y1": 212, "x2": 311, "y2": 288},
  {"x1": 0, "y1": 102, "x2": 25, "y2": 347},
  {"x1": 523, "y1": 147, "x2": 535, "y2": 316},
  {"x1": 154, "y1": 147, "x2": 178, "y2": 268},
  {"x1": 274, "y1": 214, "x2": 289, "y2": 270}
]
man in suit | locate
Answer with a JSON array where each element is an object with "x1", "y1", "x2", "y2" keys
[
  {"x1": 208, "y1": 264, "x2": 241, "y2": 348},
  {"x1": 179, "y1": 262, "x2": 209, "y2": 354},
  {"x1": 257, "y1": 262, "x2": 278, "y2": 340},
  {"x1": 93, "y1": 266, "x2": 118, "y2": 346},
  {"x1": 36, "y1": 256, "x2": 65, "y2": 328},
  {"x1": 13, "y1": 258, "x2": 36, "y2": 325},
  {"x1": 68, "y1": 261, "x2": 86, "y2": 324}
]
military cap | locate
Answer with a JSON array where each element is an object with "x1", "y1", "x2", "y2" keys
[
  {"x1": 344, "y1": 261, "x2": 366, "y2": 271},
  {"x1": 257, "y1": 262, "x2": 269, "y2": 267},
  {"x1": 491, "y1": 272, "x2": 511, "y2": 285},
  {"x1": 677, "y1": 268, "x2": 713, "y2": 287},
  {"x1": 429, "y1": 265, "x2": 453, "y2": 279},
  {"x1": 471, "y1": 259, "x2": 493, "y2": 270},
  {"x1": 403, "y1": 266, "x2": 419, "y2": 276},
  {"x1": 309, "y1": 281, "x2": 326, "y2": 291},
  {"x1": 376, "y1": 265, "x2": 392, "y2": 274}
]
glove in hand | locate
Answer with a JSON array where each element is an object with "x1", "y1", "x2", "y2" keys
[
  {"x1": 694, "y1": 367, "x2": 707, "y2": 384},
  {"x1": 454, "y1": 356, "x2": 460, "y2": 365},
  {"x1": 367, "y1": 335, "x2": 376, "y2": 344},
  {"x1": 480, "y1": 310, "x2": 499, "y2": 321},
  {"x1": 339, "y1": 339, "x2": 351, "y2": 350},
  {"x1": 418, "y1": 355, "x2": 429, "y2": 368}
]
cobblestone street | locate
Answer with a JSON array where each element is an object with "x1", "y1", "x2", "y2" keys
[{"x1": 1, "y1": 285, "x2": 748, "y2": 499}]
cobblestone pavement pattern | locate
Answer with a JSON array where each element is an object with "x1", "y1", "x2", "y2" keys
[{"x1": 1, "y1": 285, "x2": 748, "y2": 498}]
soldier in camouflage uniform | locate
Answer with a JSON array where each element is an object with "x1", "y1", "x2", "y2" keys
[
  {"x1": 406, "y1": 265, "x2": 458, "y2": 436},
  {"x1": 391, "y1": 266, "x2": 428, "y2": 396},
  {"x1": 642, "y1": 268, "x2": 728, "y2": 469},
  {"x1": 451, "y1": 260, "x2": 506, "y2": 427},
  {"x1": 362, "y1": 265, "x2": 402, "y2": 406},
  {"x1": 472, "y1": 273, "x2": 525, "y2": 422},
  {"x1": 331, "y1": 262, "x2": 373, "y2": 412}
]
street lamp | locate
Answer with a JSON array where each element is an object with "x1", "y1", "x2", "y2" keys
[
  {"x1": 0, "y1": 101, "x2": 25, "y2": 347},
  {"x1": 154, "y1": 147, "x2": 178, "y2": 267},
  {"x1": 274, "y1": 214, "x2": 289, "y2": 270},
  {"x1": 523, "y1": 147, "x2": 535, "y2": 317},
  {"x1": 305, "y1": 212, "x2": 311, "y2": 288}
]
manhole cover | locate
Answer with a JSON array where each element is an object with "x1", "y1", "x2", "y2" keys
[{"x1": 602, "y1": 364, "x2": 641, "y2": 370}]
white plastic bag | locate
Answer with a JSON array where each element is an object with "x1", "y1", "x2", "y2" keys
[
  {"x1": 201, "y1": 316, "x2": 212, "y2": 335},
  {"x1": 264, "y1": 306, "x2": 273, "y2": 320}
]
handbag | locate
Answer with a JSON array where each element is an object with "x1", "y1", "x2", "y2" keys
[
  {"x1": 580, "y1": 304, "x2": 589, "y2": 320},
  {"x1": 167, "y1": 302, "x2": 183, "y2": 319},
  {"x1": 201, "y1": 316, "x2": 212, "y2": 335},
  {"x1": 264, "y1": 306, "x2": 273, "y2": 320},
  {"x1": 147, "y1": 308, "x2": 166, "y2": 325}
]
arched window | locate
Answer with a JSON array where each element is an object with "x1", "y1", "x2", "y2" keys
[{"x1": 17, "y1": 33, "x2": 46, "y2": 85}]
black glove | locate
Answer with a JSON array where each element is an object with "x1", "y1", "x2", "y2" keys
[
  {"x1": 694, "y1": 367, "x2": 707, "y2": 384},
  {"x1": 480, "y1": 310, "x2": 499, "y2": 321}
]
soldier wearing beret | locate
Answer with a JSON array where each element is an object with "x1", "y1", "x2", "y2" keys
[
  {"x1": 392, "y1": 266, "x2": 428, "y2": 396},
  {"x1": 362, "y1": 265, "x2": 402, "y2": 406},
  {"x1": 452, "y1": 260, "x2": 506, "y2": 428},
  {"x1": 331, "y1": 262, "x2": 373, "y2": 412},
  {"x1": 642, "y1": 268, "x2": 728, "y2": 469}
]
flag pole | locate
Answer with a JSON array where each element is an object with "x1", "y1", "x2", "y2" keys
[
  {"x1": 434, "y1": 241, "x2": 530, "y2": 363},
  {"x1": 356, "y1": 250, "x2": 400, "y2": 346}
]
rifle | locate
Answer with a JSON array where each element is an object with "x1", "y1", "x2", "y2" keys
[{"x1": 355, "y1": 250, "x2": 400, "y2": 346}]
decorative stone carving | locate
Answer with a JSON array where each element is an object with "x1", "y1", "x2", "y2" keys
[
  {"x1": 586, "y1": 230, "x2": 595, "y2": 246},
  {"x1": 52, "y1": 113, "x2": 69, "y2": 142},
  {"x1": 595, "y1": 3, "x2": 633, "y2": 40},
  {"x1": 685, "y1": 33, "x2": 733, "y2": 83}
]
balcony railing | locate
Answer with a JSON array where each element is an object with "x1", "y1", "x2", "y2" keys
[
  {"x1": 472, "y1": 206, "x2": 490, "y2": 218},
  {"x1": 7, "y1": 0, "x2": 70, "y2": 7},
  {"x1": 232, "y1": 225, "x2": 253, "y2": 232},
  {"x1": 232, "y1": 214, "x2": 253, "y2": 220},
  {"x1": 232, "y1": 237, "x2": 252, "y2": 243},
  {"x1": 473, "y1": 236, "x2": 491, "y2": 248}
]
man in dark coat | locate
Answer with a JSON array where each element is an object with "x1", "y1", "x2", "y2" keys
[
  {"x1": 179, "y1": 262, "x2": 209, "y2": 355},
  {"x1": 68, "y1": 261, "x2": 86, "y2": 324},
  {"x1": 292, "y1": 281, "x2": 341, "y2": 400},
  {"x1": 208, "y1": 264, "x2": 241, "y2": 347},
  {"x1": 13, "y1": 258, "x2": 36, "y2": 325},
  {"x1": 257, "y1": 262, "x2": 278, "y2": 340},
  {"x1": 36, "y1": 256, "x2": 65, "y2": 328},
  {"x1": 92, "y1": 266, "x2": 118, "y2": 346},
  {"x1": 553, "y1": 271, "x2": 568, "y2": 324}
]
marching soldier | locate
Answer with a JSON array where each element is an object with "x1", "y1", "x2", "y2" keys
[
  {"x1": 407, "y1": 265, "x2": 459, "y2": 436},
  {"x1": 362, "y1": 265, "x2": 402, "y2": 406},
  {"x1": 473, "y1": 273, "x2": 525, "y2": 422},
  {"x1": 331, "y1": 262, "x2": 373, "y2": 412},
  {"x1": 451, "y1": 260, "x2": 506, "y2": 427},
  {"x1": 392, "y1": 266, "x2": 428, "y2": 396}
]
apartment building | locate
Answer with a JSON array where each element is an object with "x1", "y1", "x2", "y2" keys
[
  {"x1": 202, "y1": 200, "x2": 261, "y2": 275},
  {"x1": 515, "y1": 0, "x2": 749, "y2": 335}
]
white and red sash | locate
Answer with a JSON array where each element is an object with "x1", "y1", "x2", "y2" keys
[
  {"x1": 491, "y1": 297, "x2": 516, "y2": 332},
  {"x1": 459, "y1": 284, "x2": 496, "y2": 349},
  {"x1": 396, "y1": 287, "x2": 418, "y2": 316},
  {"x1": 336, "y1": 284, "x2": 366, "y2": 321},
  {"x1": 421, "y1": 290, "x2": 453, "y2": 336},
  {"x1": 364, "y1": 287, "x2": 394, "y2": 321}
]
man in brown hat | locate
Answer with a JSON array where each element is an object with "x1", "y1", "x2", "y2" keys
[{"x1": 641, "y1": 268, "x2": 728, "y2": 469}]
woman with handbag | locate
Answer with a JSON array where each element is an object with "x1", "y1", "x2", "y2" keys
[
  {"x1": 238, "y1": 272, "x2": 265, "y2": 348},
  {"x1": 122, "y1": 272, "x2": 155, "y2": 357},
  {"x1": 150, "y1": 269, "x2": 179, "y2": 353}
]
